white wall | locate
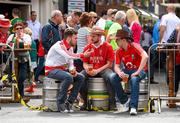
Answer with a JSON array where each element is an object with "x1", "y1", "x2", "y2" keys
[
  {"x1": 38, "y1": 0, "x2": 59, "y2": 26},
  {"x1": 31, "y1": 0, "x2": 40, "y2": 21}
]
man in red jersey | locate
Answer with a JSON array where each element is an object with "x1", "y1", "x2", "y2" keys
[
  {"x1": 111, "y1": 29, "x2": 148, "y2": 115},
  {"x1": 79, "y1": 26, "x2": 116, "y2": 110}
]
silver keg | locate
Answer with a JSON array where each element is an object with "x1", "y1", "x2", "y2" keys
[
  {"x1": 43, "y1": 77, "x2": 61, "y2": 111},
  {"x1": 88, "y1": 78, "x2": 109, "y2": 111}
]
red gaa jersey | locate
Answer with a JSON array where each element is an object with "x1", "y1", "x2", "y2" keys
[
  {"x1": 116, "y1": 42, "x2": 142, "y2": 70},
  {"x1": 82, "y1": 42, "x2": 114, "y2": 69}
]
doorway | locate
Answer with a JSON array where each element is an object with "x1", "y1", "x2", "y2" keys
[{"x1": 0, "y1": 3, "x2": 30, "y2": 20}]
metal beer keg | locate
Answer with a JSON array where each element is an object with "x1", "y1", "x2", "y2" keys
[
  {"x1": 43, "y1": 77, "x2": 61, "y2": 111},
  {"x1": 88, "y1": 78, "x2": 109, "y2": 111}
]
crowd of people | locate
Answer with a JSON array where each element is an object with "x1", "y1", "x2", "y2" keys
[{"x1": 0, "y1": 4, "x2": 180, "y2": 115}]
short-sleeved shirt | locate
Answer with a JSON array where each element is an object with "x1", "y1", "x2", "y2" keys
[
  {"x1": 116, "y1": 42, "x2": 142, "y2": 70},
  {"x1": 129, "y1": 21, "x2": 142, "y2": 44},
  {"x1": 108, "y1": 22, "x2": 122, "y2": 50},
  {"x1": 104, "y1": 20, "x2": 113, "y2": 36},
  {"x1": 160, "y1": 13, "x2": 180, "y2": 43},
  {"x1": 77, "y1": 27, "x2": 91, "y2": 53},
  {"x1": 82, "y1": 42, "x2": 114, "y2": 69}
]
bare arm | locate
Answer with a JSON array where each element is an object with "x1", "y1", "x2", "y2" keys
[
  {"x1": 95, "y1": 61, "x2": 112, "y2": 74},
  {"x1": 131, "y1": 44, "x2": 148, "y2": 77},
  {"x1": 159, "y1": 25, "x2": 166, "y2": 43},
  {"x1": 114, "y1": 63, "x2": 126, "y2": 78}
]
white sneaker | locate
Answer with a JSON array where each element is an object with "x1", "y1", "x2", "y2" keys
[
  {"x1": 113, "y1": 102, "x2": 123, "y2": 114},
  {"x1": 121, "y1": 98, "x2": 130, "y2": 112},
  {"x1": 130, "y1": 108, "x2": 137, "y2": 115}
]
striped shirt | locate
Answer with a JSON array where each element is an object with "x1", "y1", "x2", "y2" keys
[{"x1": 77, "y1": 27, "x2": 91, "y2": 53}]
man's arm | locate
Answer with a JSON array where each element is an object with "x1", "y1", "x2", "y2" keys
[
  {"x1": 131, "y1": 44, "x2": 148, "y2": 77},
  {"x1": 95, "y1": 61, "x2": 112, "y2": 74},
  {"x1": 114, "y1": 63, "x2": 126, "y2": 78},
  {"x1": 159, "y1": 25, "x2": 166, "y2": 43}
]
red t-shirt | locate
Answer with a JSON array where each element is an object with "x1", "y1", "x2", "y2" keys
[
  {"x1": 176, "y1": 51, "x2": 180, "y2": 65},
  {"x1": 131, "y1": 22, "x2": 142, "y2": 44},
  {"x1": 116, "y1": 42, "x2": 143, "y2": 70},
  {"x1": 82, "y1": 42, "x2": 114, "y2": 69},
  {"x1": 0, "y1": 31, "x2": 8, "y2": 44}
]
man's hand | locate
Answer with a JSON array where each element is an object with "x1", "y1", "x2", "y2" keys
[
  {"x1": 118, "y1": 71, "x2": 126, "y2": 79},
  {"x1": 83, "y1": 48, "x2": 94, "y2": 58},
  {"x1": 87, "y1": 69, "x2": 100, "y2": 76},
  {"x1": 70, "y1": 69, "x2": 77, "y2": 77},
  {"x1": 131, "y1": 71, "x2": 140, "y2": 77}
]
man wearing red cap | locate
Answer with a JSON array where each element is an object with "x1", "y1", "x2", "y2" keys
[
  {"x1": 0, "y1": 18, "x2": 11, "y2": 90},
  {"x1": 0, "y1": 19, "x2": 11, "y2": 44},
  {"x1": 80, "y1": 26, "x2": 116, "y2": 110}
]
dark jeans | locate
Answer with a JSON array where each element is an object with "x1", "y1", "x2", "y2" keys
[
  {"x1": 35, "y1": 56, "x2": 45, "y2": 81},
  {"x1": 0, "y1": 52, "x2": 7, "y2": 64},
  {"x1": 80, "y1": 68, "x2": 115, "y2": 108},
  {"x1": 175, "y1": 64, "x2": 180, "y2": 94},
  {"x1": 34, "y1": 39, "x2": 39, "y2": 53},
  {"x1": 18, "y1": 62, "x2": 28, "y2": 97},
  {"x1": 47, "y1": 69, "x2": 84, "y2": 105},
  {"x1": 74, "y1": 59, "x2": 84, "y2": 72},
  {"x1": 110, "y1": 69, "x2": 146, "y2": 109}
]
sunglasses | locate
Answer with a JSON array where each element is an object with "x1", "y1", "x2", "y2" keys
[{"x1": 16, "y1": 27, "x2": 23, "y2": 30}]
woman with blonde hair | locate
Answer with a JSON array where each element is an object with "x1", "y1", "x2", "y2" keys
[
  {"x1": 89, "y1": 11, "x2": 98, "y2": 28},
  {"x1": 126, "y1": 9, "x2": 142, "y2": 44}
]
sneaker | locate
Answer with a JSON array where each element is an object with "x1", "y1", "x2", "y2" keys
[
  {"x1": 58, "y1": 103, "x2": 68, "y2": 113},
  {"x1": 130, "y1": 108, "x2": 137, "y2": 115},
  {"x1": 80, "y1": 104, "x2": 87, "y2": 111},
  {"x1": 25, "y1": 85, "x2": 34, "y2": 93},
  {"x1": 22, "y1": 97, "x2": 30, "y2": 103},
  {"x1": 121, "y1": 98, "x2": 130, "y2": 112},
  {"x1": 150, "y1": 78, "x2": 158, "y2": 84},
  {"x1": 65, "y1": 101, "x2": 74, "y2": 113},
  {"x1": 113, "y1": 102, "x2": 123, "y2": 114}
]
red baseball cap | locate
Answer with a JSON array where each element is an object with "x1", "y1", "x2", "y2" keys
[{"x1": 0, "y1": 19, "x2": 12, "y2": 28}]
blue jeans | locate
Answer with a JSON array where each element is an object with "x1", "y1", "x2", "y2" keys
[
  {"x1": 110, "y1": 69, "x2": 146, "y2": 108},
  {"x1": 35, "y1": 56, "x2": 45, "y2": 81},
  {"x1": 47, "y1": 69, "x2": 84, "y2": 105}
]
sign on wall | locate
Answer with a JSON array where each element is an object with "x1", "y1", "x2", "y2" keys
[{"x1": 68, "y1": 0, "x2": 85, "y2": 14}]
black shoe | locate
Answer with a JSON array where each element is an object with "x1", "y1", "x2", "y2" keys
[
  {"x1": 58, "y1": 103, "x2": 68, "y2": 113},
  {"x1": 80, "y1": 104, "x2": 87, "y2": 111},
  {"x1": 150, "y1": 80, "x2": 159, "y2": 84},
  {"x1": 65, "y1": 101, "x2": 74, "y2": 113}
]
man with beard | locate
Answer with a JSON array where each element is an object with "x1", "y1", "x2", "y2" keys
[
  {"x1": 45, "y1": 28, "x2": 89, "y2": 113},
  {"x1": 79, "y1": 26, "x2": 116, "y2": 110}
]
